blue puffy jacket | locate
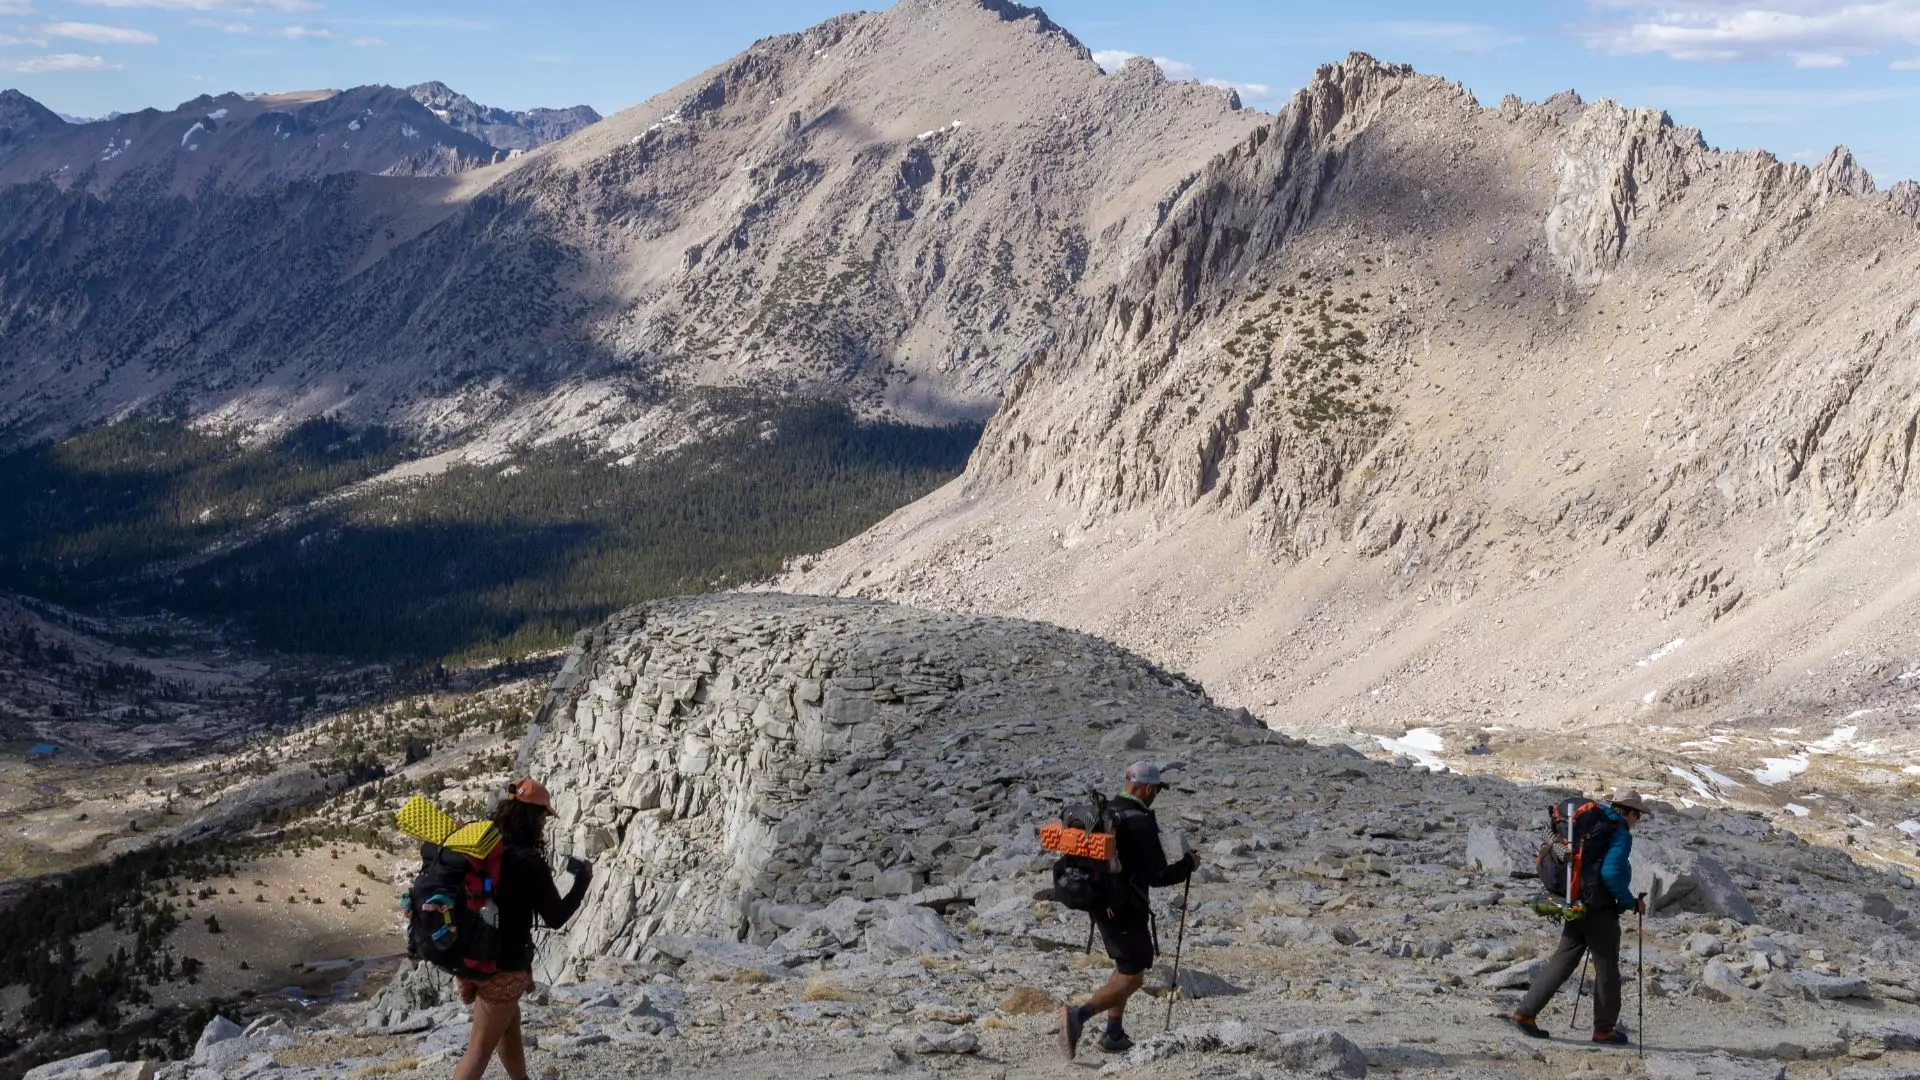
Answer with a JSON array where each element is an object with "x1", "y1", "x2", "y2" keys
[{"x1": 1595, "y1": 805, "x2": 1636, "y2": 910}]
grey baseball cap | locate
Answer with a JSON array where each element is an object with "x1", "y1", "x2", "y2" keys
[{"x1": 1124, "y1": 761, "x2": 1166, "y2": 787}]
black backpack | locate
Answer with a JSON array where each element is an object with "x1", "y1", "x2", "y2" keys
[
  {"x1": 1050, "y1": 791, "x2": 1129, "y2": 916},
  {"x1": 402, "y1": 841, "x2": 505, "y2": 978},
  {"x1": 1535, "y1": 798, "x2": 1619, "y2": 908}
]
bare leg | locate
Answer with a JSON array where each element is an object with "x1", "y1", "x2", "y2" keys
[
  {"x1": 452, "y1": 998, "x2": 515, "y2": 1080},
  {"x1": 1083, "y1": 971, "x2": 1145, "y2": 1020},
  {"x1": 497, "y1": 1006, "x2": 527, "y2": 1080}
]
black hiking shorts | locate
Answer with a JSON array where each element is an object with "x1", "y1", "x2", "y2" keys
[{"x1": 1094, "y1": 910, "x2": 1156, "y2": 975}]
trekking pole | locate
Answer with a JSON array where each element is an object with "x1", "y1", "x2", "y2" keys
[
  {"x1": 1569, "y1": 955, "x2": 1589, "y2": 1030},
  {"x1": 1164, "y1": 875, "x2": 1193, "y2": 1033},
  {"x1": 1637, "y1": 893, "x2": 1648, "y2": 1060}
]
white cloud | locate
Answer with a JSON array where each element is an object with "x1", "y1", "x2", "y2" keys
[
  {"x1": 1893, "y1": 55, "x2": 1920, "y2": 66},
  {"x1": 0, "y1": 31, "x2": 48, "y2": 44},
  {"x1": 0, "y1": 0, "x2": 32, "y2": 12},
  {"x1": 2, "y1": 51, "x2": 121, "y2": 71},
  {"x1": 44, "y1": 20, "x2": 158, "y2": 44},
  {"x1": 334, "y1": 15, "x2": 490, "y2": 30},
  {"x1": 347, "y1": 34, "x2": 380, "y2": 46},
  {"x1": 1581, "y1": 1, "x2": 1920, "y2": 67},
  {"x1": 78, "y1": 0, "x2": 314, "y2": 10},
  {"x1": 1092, "y1": 49, "x2": 1277, "y2": 102},
  {"x1": 192, "y1": 17, "x2": 331, "y2": 38}
]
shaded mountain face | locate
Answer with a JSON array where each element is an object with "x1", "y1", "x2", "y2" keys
[
  {"x1": 407, "y1": 80, "x2": 601, "y2": 151},
  {"x1": 0, "y1": 0, "x2": 1259, "y2": 447},
  {"x1": 0, "y1": 89, "x2": 65, "y2": 156},
  {"x1": 0, "y1": 85, "x2": 504, "y2": 193},
  {"x1": 786, "y1": 54, "x2": 1920, "y2": 756}
]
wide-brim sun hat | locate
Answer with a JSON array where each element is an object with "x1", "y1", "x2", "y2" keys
[{"x1": 1609, "y1": 788, "x2": 1653, "y2": 816}]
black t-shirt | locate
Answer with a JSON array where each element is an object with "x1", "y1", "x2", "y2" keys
[
  {"x1": 1109, "y1": 793, "x2": 1194, "y2": 908},
  {"x1": 494, "y1": 845, "x2": 589, "y2": 972}
]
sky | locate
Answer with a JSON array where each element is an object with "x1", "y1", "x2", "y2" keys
[{"x1": 2, "y1": 0, "x2": 1918, "y2": 184}]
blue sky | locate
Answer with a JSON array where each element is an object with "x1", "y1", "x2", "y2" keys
[{"x1": 3, "y1": 0, "x2": 1918, "y2": 183}]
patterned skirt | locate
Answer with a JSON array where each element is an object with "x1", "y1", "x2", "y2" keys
[{"x1": 457, "y1": 969, "x2": 534, "y2": 1005}]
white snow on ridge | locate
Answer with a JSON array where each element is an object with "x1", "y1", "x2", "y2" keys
[
  {"x1": 208, "y1": 108, "x2": 228, "y2": 120},
  {"x1": 181, "y1": 121, "x2": 206, "y2": 147},
  {"x1": 1696, "y1": 764, "x2": 1744, "y2": 789}
]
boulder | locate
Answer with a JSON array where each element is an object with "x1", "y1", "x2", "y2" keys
[
  {"x1": 1100, "y1": 724, "x2": 1147, "y2": 751},
  {"x1": 1482, "y1": 959, "x2": 1540, "y2": 990},
  {"x1": 1762, "y1": 971, "x2": 1871, "y2": 1000},
  {"x1": 1467, "y1": 825, "x2": 1539, "y2": 879},
  {"x1": 865, "y1": 902, "x2": 958, "y2": 960},
  {"x1": 191, "y1": 1018, "x2": 243, "y2": 1064},
  {"x1": 1149, "y1": 966, "x2": 1246, "y2": 999},
  {"x1": 24, "y1": 1052, "x2": 113, "y2": 1080},
  {"x1": 1268, "y1": 1029, "x2": 1369, "y2": 1078},
  {"x1": 647, "y1": 935, "x2": 791, "y2": 980},
  {"x1": 1695, "y1": 959, "x2": 1756, "y2": 1002},
  {"x1": 889, "y1": 1023, "x2": 978, "y2": 1055},
  {"x1": 1838, "y1": 1069, "x2": 1920, "y2": 1080},
  {"x1": 1848, "y1": 1019, "x2": 1920, "y2": 1054},
  {"x1": 1631, "y1": 843, "x2": 1757, "y2": 923}
]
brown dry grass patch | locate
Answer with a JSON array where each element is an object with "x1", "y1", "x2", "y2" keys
[{"x1": 998, "y1": 985, "x2": 1056, "y2": 1015}]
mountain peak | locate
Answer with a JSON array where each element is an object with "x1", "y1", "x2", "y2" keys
[
  {"x1": 405, "y1": 80, "x2": 599, "y2": 151},
  {"x1": 0, "y1": 89, "x2": 65, "y2": 153}
]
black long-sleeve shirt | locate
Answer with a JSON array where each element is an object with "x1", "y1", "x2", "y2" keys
[
  {"x1": 495, "y1": 846, "x2": 589, "y2": 971},
  {"x1": 1110, "y1": 792, "x2": 1193, "y2": 909}
]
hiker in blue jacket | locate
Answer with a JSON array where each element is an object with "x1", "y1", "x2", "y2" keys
[{"x1": 1510, "y1": 789, "x2": 1650, "y2": 1046}]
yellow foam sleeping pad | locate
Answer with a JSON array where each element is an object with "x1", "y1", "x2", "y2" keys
[{"x1": 395, "y1": 795, "x2": 502, "y2": 858}]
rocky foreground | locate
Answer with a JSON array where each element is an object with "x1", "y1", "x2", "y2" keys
[{"x1": 31, "y1": 594, "x2": 1920, "y2": 1080}]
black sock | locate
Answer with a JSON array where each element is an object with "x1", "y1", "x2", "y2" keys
[
  {"x1": 1074, "y1": 1004, "x2": 1093, "y2": 1024},
  {"x1": 1106, "y1": 1016, "x2": 1125, "y2": 1035}
]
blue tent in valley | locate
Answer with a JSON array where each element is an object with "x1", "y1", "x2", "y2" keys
[{"x1": 27, "y1": 742, "x2": 56, "y2": 762}]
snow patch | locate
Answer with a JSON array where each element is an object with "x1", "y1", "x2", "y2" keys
[
  {"x1": 1750, "y1": 754, "x2": 1810, "y2": 786},
  {"x1": 207, "y1": 108, "x2": 228, "y2": 120},
  {"x1": 644, "y1": 111, "x2": 684, "y2": 135},
  {"x1": 348, "y1": 119, "x2": 362, "y2": 132},
  {"x1": 1668, "y1": 765, "x2": 1716, "y2": 801},
  {"x1": 1898, "y1": 820, "x2": 1920, "y2": 838},
  {"x1": 1375, "y1": 728, "x2": 1446, "y2": 772},
  {"x1": 1636, "y1": 638, "x2": 1685, "y2": 666},
  {"x1": 400, "y1": 123, "x2": 419, "y2": 139},
  {"x1": 181, "y1": 121, "x2": 206, "y2": 147},
  {"x1": 1785, "y1": 803, "x2": 1811, "y2": 818},
  {"x1": 1696, "y1": 765, "x2": 1744, "y2": 789}
]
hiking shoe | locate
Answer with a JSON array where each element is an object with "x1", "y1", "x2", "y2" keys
[
  {"x1": 1097, "y1": 1030, "x2": 1134, "y2": 1054},
  {"x1": 1058, "y1": 1005, "x2": 1086, "y2": 1059},
  {"x1": 1592, "y1": 1029, "x2": 1631, "y2": 1046},
  {"x1": 1509, "y1": 1015, "x2": 1549, "y2": 1039}
]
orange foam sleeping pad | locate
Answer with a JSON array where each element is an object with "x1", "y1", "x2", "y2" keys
[{"x1": 1039, "y1": 823, "x2": 1116, "y2": 861}]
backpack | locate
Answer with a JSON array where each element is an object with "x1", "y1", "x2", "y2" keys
[
  {"x1": 1044, "y1": 790, "x2": 1126, "y2": 916},
  {"x1": 402, "y1": 839, "x2": 506, "y2": 978},
  {"x1": 1534, "y1": 798, "x2": 1619, "y2": 909}
]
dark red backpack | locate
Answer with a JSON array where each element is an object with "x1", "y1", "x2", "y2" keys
[{"x1": 402, "y1": 840, "x2": 505, "y2": 978}]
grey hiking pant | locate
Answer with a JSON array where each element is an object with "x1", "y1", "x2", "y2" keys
[{"x1": 1517, "y1": 911, "x2": 1623, "y2": 1034}]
